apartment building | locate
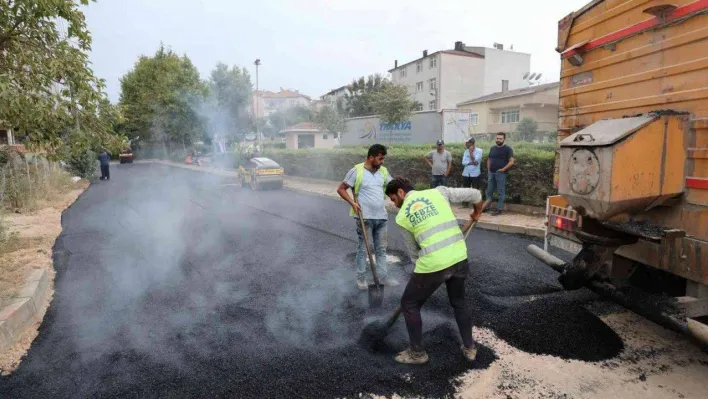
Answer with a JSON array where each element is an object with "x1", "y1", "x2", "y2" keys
[
  {"x1": 389, "y1": 41, "x2": 530, "y2": 111},
  {"x1": 251, "y1": 88, "x2": 312, "y2": 118},
  {"x1": 321, "y1": 85, "x2": 348, "y2": 110},
  {"x1": 456, "y1": 82, "x2": 560, "y2": 136}
]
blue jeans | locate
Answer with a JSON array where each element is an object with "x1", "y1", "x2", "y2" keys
[
  {"x1": 486, "y1": 172, "x2": 507, "y2": 211},
  {"x1": 355, "y1": 219, "x2": 389, "y2": 280},
  {"x1": 430, "y1": 175, "x2": 448, "y2": 188}
]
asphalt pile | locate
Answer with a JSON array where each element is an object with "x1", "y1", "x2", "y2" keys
[{"x1": 0, "y1": 165, "x2": 627, "y2": 398}]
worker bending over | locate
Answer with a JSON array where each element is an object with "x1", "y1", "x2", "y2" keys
[{"x1": 385, "y1": 177, "x2": 483, "y2": 364}]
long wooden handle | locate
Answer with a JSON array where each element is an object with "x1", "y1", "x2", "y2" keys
[
  {"x1": 463, "y1": 220, "x2": 477, "y2": 239},
  {"x1": 354, "y1": 194, "x2": 380, "y2": 286}
]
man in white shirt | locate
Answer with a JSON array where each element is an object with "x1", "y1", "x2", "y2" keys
[
  {"x1": 337, "y1": 144, "x2": 399, "y2": 290},
  {"x1": 461, "y1": 138, "x2": 483, "y2": 190}
]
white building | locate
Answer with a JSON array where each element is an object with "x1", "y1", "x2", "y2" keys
[
  {"x1": 321, "y1": 85, "x2": 348, "y2": 110},
  {"x1": 389, "y1": 42, "x2": 530, "y2": 111}
]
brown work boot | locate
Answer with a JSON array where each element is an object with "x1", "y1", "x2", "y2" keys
[
  {"x1": 462, "y1": 345, "x2": 477, "y2": 362},
  {"x1": 394, "y1": 348, "x2": 429, "y2": 365}
]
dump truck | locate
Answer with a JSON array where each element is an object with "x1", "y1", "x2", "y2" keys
[{"x1": 528, "y1": 0, "x2": 708, "y2": 346}]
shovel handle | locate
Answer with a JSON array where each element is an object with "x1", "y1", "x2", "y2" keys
[
  {"x1": 463, "y1": 220, "x2": 477, "y2": 239},
  {"x1": 353, "y1": 193, "x2": 380, "y2": 286},
  {"x1": 386, "y1": 306, "x2": 403, "y2": 329}
]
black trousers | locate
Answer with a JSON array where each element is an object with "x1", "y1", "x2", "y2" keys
[
  {"x1": 100, "y1": 164, "x2": 110, "y2": 180},
  {"x1": 463, "y1": 176, "x2": 482, "y2": 190},
  {"x1": 401, "y1": 259, "x2": 474, "y2": 352}
]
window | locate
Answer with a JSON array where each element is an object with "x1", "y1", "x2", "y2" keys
[
  {"x1": 416, "y1": 61, "x2": 423, "y2": 73},
  {"x1": 429, "y1": 100, "x2": 437, "y2": 110},
  {"x1": 416, "y1": 82, "x2": 424, "y2": 92},
  {"x1": 429, "y1": 78, "x2": 437, "y2": 91},
  {"x1": 429, "y1": 57, "x2": 437, "y2": 68},
  {"x1": 415, "y1": 103, "x2": 423, "y2": 111},
  {"x1": 323, "y1": 133, "x2": 328, "y2": 140},
  {"x1": 502, "y1": 80, "x2": 509, "y2": 92},
  {"x1": 400, "y1": 68, "x2": 407, "y2": 78},
  {"x1": 501, "y1": 109, "x2": 520, "y2": 124},
  {"x1": 470, "y1": 113, "x2": 479, "y2": 125}
]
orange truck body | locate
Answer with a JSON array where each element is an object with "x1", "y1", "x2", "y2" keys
[{"x1": 549, "y1": 0, "x2": 708, "y2": 285}]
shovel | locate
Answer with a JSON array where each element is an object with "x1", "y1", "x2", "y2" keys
[{"x1": 353, "y1": 194, "x2": 384, "y2": 308}]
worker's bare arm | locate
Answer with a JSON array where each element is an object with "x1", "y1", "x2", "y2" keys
[{"x1": 337, "y1": 182, "x2": 361, "y2": 214}]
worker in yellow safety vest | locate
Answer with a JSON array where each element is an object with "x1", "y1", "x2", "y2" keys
[
  {"x1": 337, "y1": 144, "x2": 398, "y2": 290},
  {"x1": 385, "y1": 177, "x2": 483, "y2": 365}
]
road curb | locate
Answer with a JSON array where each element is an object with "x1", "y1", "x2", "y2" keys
[
  {"x1": 155, "y1": 161, "x2": 546, "y2": 240},
  {"x1": 0, "y1": 268, "x2": 51, "y2": 350}
]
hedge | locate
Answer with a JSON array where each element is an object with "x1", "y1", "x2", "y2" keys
[{"x1": 264, "y1": 144, "x2": 556, "y2": 206}]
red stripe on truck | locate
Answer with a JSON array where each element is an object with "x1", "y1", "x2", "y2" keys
[
  {"x1": 562, "y1": 0, "x2": 708, "y2": 59},
  {"x1": 686, "y1": 177, "x2": 708, "y2": 190}
]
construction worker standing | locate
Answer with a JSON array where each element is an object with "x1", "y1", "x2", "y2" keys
[
  {"x1": 337, "y1": 144, "x2": 399, "y2": 290},
  {"x1": 385, "y1": 177, "x2": 483, "y2": 364}
]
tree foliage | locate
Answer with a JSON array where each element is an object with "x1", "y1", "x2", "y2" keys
[
  {"x1": 0, "y1": 0, "x2": 125, "y2": 158},
  {"x1": 515, "y1": 117, "x2": 539, "y2": 142},
  {"x1": 371, "y1": 84, "x2": 414, "y2": 126},
  {"x1": 315, "y1": 105, "x2": 346, "y2": 136},
  {"x1": 206, "y1": 62, "x2": 252, "y2": 137},
  {"x1": 118, "y1": 44, "x2": 207, "y2": 146},
  {"x1": 265, "y1": 106, "x2": 313, "y2": 136},
  {"x1": 343, "y1": 74, "x2": 390, "y2": 117}
]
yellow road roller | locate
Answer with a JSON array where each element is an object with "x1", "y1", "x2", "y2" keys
[{"x1": 237, "y1": 157, "x2": 284, "y2": 190}]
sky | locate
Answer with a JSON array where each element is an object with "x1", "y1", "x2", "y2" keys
[{"x1": 81, "y1": 0, "x2": 591, "y2": 103}]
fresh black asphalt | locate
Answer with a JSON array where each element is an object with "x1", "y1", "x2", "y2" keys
[{"x1": 0, "y1": 164, "x2": 624, "y2": 398}]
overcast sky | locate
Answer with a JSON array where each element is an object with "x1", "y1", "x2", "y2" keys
[{"x1": 82, "y1": 0, "x2": 590, "y2": 102}]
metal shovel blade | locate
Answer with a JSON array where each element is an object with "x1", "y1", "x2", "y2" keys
[{"x1": 368, "y1": 283, "x2": 384, "y2": 308}]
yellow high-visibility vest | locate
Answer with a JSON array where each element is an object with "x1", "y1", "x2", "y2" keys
[
  {"x1": 348, "y1": 163, "x2": 389, "y2": 217},
  {"x1": 395, "y1": 189, "x2": 467, "y2": 273}
]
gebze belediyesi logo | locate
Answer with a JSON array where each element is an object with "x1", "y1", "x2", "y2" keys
[{"x1": 405, "y1": 198, "x2": 439, "y2": 228}]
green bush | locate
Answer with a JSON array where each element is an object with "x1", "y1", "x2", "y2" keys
[
  {"x1": 264, "y1": 144, "x2": 556, "y2": 206},
  {"x1": 66, "y1": 150, "x2": 97, "y2": 179}
]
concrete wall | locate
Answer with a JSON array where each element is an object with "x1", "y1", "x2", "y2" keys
[
  {"x1": 342, "y1": 111, "x2": 441, "y2": 145},
  {"x1": 439, "y1": 54, "x2": 485, "y2": 110},
  {"x1": 285, "y1": 132, "x2": 298, "y2": 150},
  {"x1": 481, "y1": 48, "x2": 531, "y2": 96}
]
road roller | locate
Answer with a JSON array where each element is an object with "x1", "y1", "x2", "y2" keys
[{"x1": 237, "y1": 157, "x2": 284, "y2": 190}]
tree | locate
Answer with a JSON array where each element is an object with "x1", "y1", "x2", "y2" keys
[
  {"x1": 118, "y1": 44, "x2": 208, "y2": 147},
  {"x1": 344, "y1": 74, "x2": 390, "y2": 117},
  {"x1": 371, "y1": 84, "x2": 415, "y2": 126},
  {"x1": 516, "y1": 117, "x2": 539, "y2": 142},
  {"x1": 315, "y1": 105, "x2": 346, "y2": 137},
  {"x1": 0, "y1": 0, "x2": 125, "y2": 158},
  {"x1": 207, "y1": 62, "x2": 252, "y2": 137},
  {"x1": 266, "y1": 105, "x2": 313, "y2": 135}
]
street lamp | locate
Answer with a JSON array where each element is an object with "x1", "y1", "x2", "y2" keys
[{"x1": 254, "y1": 59, "x2": 261, "y2": 144}]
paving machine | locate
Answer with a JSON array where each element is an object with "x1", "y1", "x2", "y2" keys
[
  {"x1": 528, "y1": 0, "x2": 708, "y2": 346},
  {"x1": 237, "y1": 157, "x2": 284, "y2": 190}
]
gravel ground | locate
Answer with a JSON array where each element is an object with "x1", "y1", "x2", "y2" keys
[{"x1": 0, "y1": 164, "x2": 705, "y2": 398}]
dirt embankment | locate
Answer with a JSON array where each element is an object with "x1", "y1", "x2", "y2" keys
[{"x1": 0, "y1": 180, "x2": 88, "y2": 374}]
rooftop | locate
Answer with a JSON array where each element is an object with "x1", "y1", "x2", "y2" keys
[
  {"x1": 389, "y1": 41, "x2": 528, "y2": 72},
  {"x1": 279, "y1": 121, "x2": 321, "y2": 133},
  {"x1": 255, "y1": 88, "x2": 312, "y2": 101},
  {"x1": 456, "y1": 82, "x2": 560, "y2": 106}
]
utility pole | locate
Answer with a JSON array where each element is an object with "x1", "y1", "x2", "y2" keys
[{"x1": 254, "y1": 58, "x2": 261, "y2": 145}]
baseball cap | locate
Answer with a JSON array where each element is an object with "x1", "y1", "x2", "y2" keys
[
  {"x1": 436, "y1": 139, "x2": 444, "y2": 145},
  {"x1": 467, "y1": 137, "x2": 476, "y2": 144}
]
